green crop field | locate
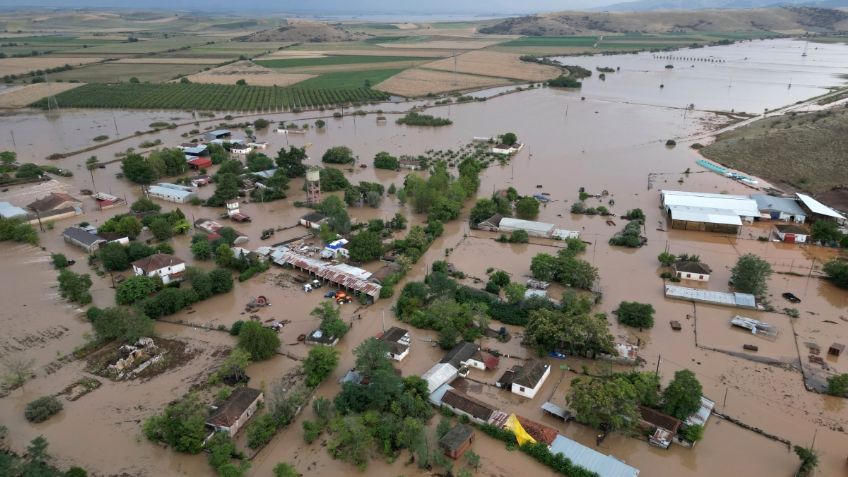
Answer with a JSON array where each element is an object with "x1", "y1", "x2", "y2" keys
[
  {"x1": 256, "y1": 55, "x2": 433, "y2": 68},
  {"x1": 0, "y1": 35, "x2": 122, "y2": 55},
  {"x1": 161, "y1": 41, "x2": 295, "y2": 58},
  {"x1": 293, "y1": 68, "x2": 404, "y2": 90},
  {"x1": 50, "y1": 62, "x2": 207, "y2": 83},
  {"x1": 62, "y1": 36, "x2": 217, "y2": 55},
  {"x1": 31, "y1": 82, "x2": 390, "y2": 111}
]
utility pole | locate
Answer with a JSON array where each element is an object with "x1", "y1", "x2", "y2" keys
[{"x1": 655, "y1": 354, "x2": 661, "y2": 378}]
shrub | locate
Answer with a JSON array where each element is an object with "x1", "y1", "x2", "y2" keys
[
  {"x1": 247, "y1": 413, "x2": 277, "y2": 449},
  {"x1": 24, "y1": 395, "x2": 63, "y2": 423},
  {"x1": 615, "y1": 301, "x2": 655, "y2": 329},
  {"x1": 51, "y1": 253, "x2": 69, "y2": 269}
]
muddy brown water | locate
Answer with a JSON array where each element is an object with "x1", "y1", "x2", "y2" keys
[{"x1": 1, "y1": 38, "x2": 847, "y2": 476}]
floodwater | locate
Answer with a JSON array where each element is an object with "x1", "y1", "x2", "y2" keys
[{"x1": 1, "y1": 37, "x2": 848, "y2": 476}]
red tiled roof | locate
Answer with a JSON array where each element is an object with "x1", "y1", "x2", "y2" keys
[
  {"x1": 207, "y1": 387, "x2": 262, "y2": 428},
  {"x1": 188, "y1": 157, "x2": 213, "y2": 169},
  {"x1": 515, "y1": 415, "x2": 558, "y2": 446},
  {"x1": 131, "y1": 253, "x2": 185, "y2": 273}
]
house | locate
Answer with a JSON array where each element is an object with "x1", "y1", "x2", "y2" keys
[
  {"x1": 660, "y1": 190, "x2": 760, "y2": 234},
  {"x1": 187, "y1": 157, "x2": 213, "y2": 170},
  {"x1": 62, "y1": 226, "x2": 106, "y2": 254},
  {"x1": 27, "y1": 192, "x2": 83, "y2": 221},
  {"x1": 672, "y1": 260, "x2": 712, "y2": 282},
  {"x1": 98, "y1": 232, "x2": 130, "y2": 245},
  {"x1": 147, "y1": 183, "x2": 195, "y2": 204},
  {"x1": 751, "y1": 195, "x2": 806, "y2": 223},
  {"x1": 305, "y1": 329, "x2": 339, "y2": 346},
  {"x1": 0, "y1": 201, "x2": 28, "y2": 220},
  {"x1": 439, "y1": 425, "x2": 475, "y2": 460},
  {"x1": 774, "y1": 224, "x2": 810, "y2": 244},
  {"x1": 795, "y1": 193, "x2": 846, "y2": 225},
  {"x1": 299, "y1": 212, "x2": 327, "y2": 230},
  {"x1": 231, "y1": 145, "x2": 252, "y2": 155},
  {"x1": 398, "y1": 158, "x2": 424, "y2": 170},
  {"x1": 514, "y1": 415, "x2": 559, "y2": 446},
  {"x1": 194, "y1": 218, "x2": 249, "y2": 245},
  {"x1": 441, "y1": 342, "x2": 498, "y2": 371},
  {"x1": 440, "y1": 388, "x2": 496, "y2": 424},
  {"x1": 499, "y1": 360, "x2": 550, "y2": 399},
  {"x1": 638, "y1": 406, "x2": 681, "y2": 449},
  {"x1": 203, "y1": 129, "x2": 232, "y2": 141},
  {"x1": 92, "y1": 192, "x2": 126, "y2": 210},
  {"x1": 247, "y1": 141, "x2": 267, "y2": 150},
  {"x1": 550, "y1": 435, "x2": 640, "y2": 477},
  {"x1": 181, "y1": 144, "x2": 208, "y2": 158},
  {"x1": 378, "y1": 327, "x2": 411, "y2": 361},
  {"x1": 206, "y1": 387, "x2": 263, "y2": 436},
  {"x1": 422, "y1": 362, "x2": 459, "y2": 394},
  {"x1": 491, "y1": 143, "x2": 524, "y2": 155},
  {"x1": 476, "y1": 213, "x2": 504, "y2": 231},
  {"x1": 191, "y1": 175, "x2": 211, "y2": 187},
  {"x1": 131, "y1": 253, "x2": 186, "y2": 285}
]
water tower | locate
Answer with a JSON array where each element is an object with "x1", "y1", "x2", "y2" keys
[{"x1": 306, "y1": 167, "x2": 321, "y2": 205}]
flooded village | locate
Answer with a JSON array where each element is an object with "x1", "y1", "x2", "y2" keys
[{"x1": 1, "y1": 9, "x2": 848, "y2": 477}]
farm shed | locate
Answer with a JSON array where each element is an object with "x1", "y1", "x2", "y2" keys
[
  {"x1": 147, "y1": 183, "x2": 195, "y2": 204},
  {"x1": 774, "y1": 224, "x2": 810, "y2": 244},
  {"x1": 795, "y1": 193, "x2": 846, "y2": 225},
  {"x1": 62, "y1": 226, "x2": 106, "y2": 254},
  {"x1": 550, "y1": 435, "x2": 640, "y2": 477},
  {"x1": 672, "y1": 260, "x2": 712, "y2": 282},
  {"x1": 271, "y1": 250, "x2": 381, "y2": 301},
  {"x1": 751, "y1": 194, "x2": 806, "y2": 223},
  {"x1": 439, "y1": 425, "x2": 475, "y2": 460}
]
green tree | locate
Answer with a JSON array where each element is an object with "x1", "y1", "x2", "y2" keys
[
  {"x1": 208, "y1": 432, "x2": 250, "y2": 477},
  {"x1": 208, "y1": 143, "x2": 229, "y2": 165},
  {"x1": 149, "y1": 216, "x2": 173, "y2": 241},
  {"x1": 658, "y1": 252, "x2": 677, "y2": 267},
  {"x1": 0, "y1": 217, "x2": 38, "y2": 245},
  {"x1": 212, "y1": 348, "x2": 251, "y2": 384},
  {"x1": 470, "y1": 198, "x2": 498, "y2": 225},
  {"x1": 509, "y1": 229, "x2": 529, "y2": 243},
  {"x1": 87, "y1": 307, "x2": 154, "y2": 343},
  {"x1": 191, "y1": 239, "x2": 212, "y2": 260},
  {"x1": 354, "y1": 337, "x2": 392, "y2": 379},
  {"x1": 730, "y1": 254, "x2": 772, "y2": 296},
  {"x1": 319, "y1": 167, "x2": 349, "y2": 192},
  {"x1": 121, "y1": 153, "x2": 157, "y2": 185},
  {"x1": 215, "y1": 243, "x2": 235, "y2": 268},
  {"x1": 662, "y1": 370, "x2": 703, "y2": 420},
  {"x1": 238, "y1": 321, "x2": 281, "y2": 361},
  {"x1": 373, "y1": 151, "x2": 399, "y2": 170},
  {"x1": 327, "y1": 416, "x2": 372, "y2": 470},
  {"x1": 322, "y1": 146, "x2": 355, "y2": 164},
  {"x1": 316, "y1": 196, "x2": 351, "y2": 234},
  {"x1": 253, "y1": 118, "x2": 270, "y2": 129},
  {"x1": 501, "y1": 132, "x2": 518, "y2": 146},
  {"x1": 207, "y1": 173, "x2": 239, "y2": 207},
  {"x1": 623, "y1": 371, "x2": 661, "y2": 407},
  {"x1": 15, "y1": 163, "x2": 43, "y2": 179},
  {"x1": 275, "y1": 146, "x2": 308, "y2": 177},
  {"x1": 246, "y1": 414, "x2": 277, "y2": 449},
  {"x1": 516, "y1": 196, "x2": 540, "y2": 220},
  {"x1": 143, "y1": 393, "x2": 207, "y2": 454},
  {"x1": 567, "y1": 376, "x2": 639, "y2": 433},
  {"x1": 303, "y1": 346, "x2": 340, "y2": 387},
  {"x1": 130, "y1": 197, "x2": 161, "y2": 213},
  {"x1": 57, "y1": 269, "x2": 92, "y2": 304},
  {"x1": 794, "y1": 445, "x2": 819, "y2": 477},
  {"x1": 504, "y1": 282, "x2": 526, "y2": 304},
  {"x1": 51, "y1": 253, "x2": 69, "y2": 269},
  {"x1": 99, "y1": 242, "x2": 130, "y2": 271},
  {"x1": 615, "y1": 301, "x2": 655, "y2": 329},
  {"x1": 811, "y1": 220, "x2": 842, "y2": 243},
  {"x1": 273, "y1": 463, "x2": 300, "y2": 477},
  {"x1": 116, "y1": 275, "x2": 157, "y2": 305},
  {"x1": 524, "y1": 308, "x2": 615, "y2": 358},
  {"x1": 24, "y1": 395, "x2": 63, "y2": 423},
  {"x1": 149, "y1": 148, "x2": 188, "y2": 177},
  {"x1": 823, "y1": 260, "x2": 848, "y2": 289},
  {"x1": 246, "y1": 151, "x2": 275, "y2": 172},
  {"x1": 680, "y1": 424, "x2": 704, "y2": 442},
  {"x1": 209, "y1": 268, "x2": 233, "y2": 294},
  {"x1": 826, "y1": 373, "x2": 848, "y2": 396},
  {"x1": 348, "y1": 230, "x2": 382, "y2": 262}
]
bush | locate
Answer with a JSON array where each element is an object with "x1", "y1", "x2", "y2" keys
[
  {"x1": 547, "y1": 75, "x2": 581, "y2": 88},
  {"x1": 396, "y1": 112, "x2": 452, "y2": 126},
  {"x1": 615, "y1": 301, "x2": 655, "y2": 329},
  {"x1": 24, "y1": 395, "x2": 63, "y2": 423},
  {"x1": 230, "y1": 320, "x2": 245, "y2": 336},
  {"x1": 247, "y1": 413, "x2": 278, "y2": 449},
  {"x1": 238, "y1": 321, "x2": 281, "y2": 361},
  {"x1": 302, "y1": 420, "x2": 322, "y2": 444},
  {"x1": 51, "y1": 253, "x2": 69, "y2": 269},
  {"x1": 680, "y1": 424, "x2": 704, "y2": 442},
  {"x1": 322, "y1": 146, "x2": 355, "y2": 164}
]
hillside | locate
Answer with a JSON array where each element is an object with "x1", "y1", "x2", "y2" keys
[
  {"x1": 236, "y1": 19, "x2": 365, "y2": 42},
  {"x1": 700, "y1": 106, "x2": 848, "y2": 207},
  {"x1": 479, "y1": 7, "x2": 848, "y2": 35},
  {"x1": 602, "y1": 0, "x2": 848, "y2": 11}
]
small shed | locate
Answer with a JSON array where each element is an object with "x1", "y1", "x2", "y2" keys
[
  {"x1": 439, "y1": 424, "x2": 475, "y2": 460},
  {"x1": 774, "y1": 224, "x2": 810, "y2": 244},
  {"x1": 829, "y1": 343, "x2": 845, "y2": 357}
]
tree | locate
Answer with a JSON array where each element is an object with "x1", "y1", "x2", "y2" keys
[
  {"x1": 1, "y1": 357, "x2": 35, "y2": 389},
  {"x1": 209, "y1": 268, "x2": 233, "y2": 294},
  {"x1": 116, "y1": 275, "x2": 157, "y2": 305},
  {"x1": 121, "y1": 153, "x2": 157, "y2": 185},
  {"x1": 470, "y1": 198, "x2": 498, "y2": 225},
  {"x1": 99, "y1": 242, "x2": 130, "y2": 271},
  {"x1": 811, "y1": 220, "x2": 842, "y2": 243},
  {"x1": 212, "y1": 348, "x2": 251, "y2": 384},
  {"x1": 130, "y1": 197, "x2": 161, "y2": 213},
  {"x1": 662, "y1": 370, "x2": 703, "y2": 420},
  {"x1": 191, "y1": 239, "x2": 212, "y2": 260},
  {"x1": 274, "y1": 463, "x2": 300, "y2": 477},
  {"x1": 516, "y1": 196, "x2": 540, "y2": 220},
  {"x1": 26, "y1": 435, "x2": 51, "y2": 467},
  {"x1": 246, "y1": 414, "x2": 277, "y2": 450},
  {"x1": 87, "y1": 307, "x2": 154, "y2": 343},
  {"x1": 253, "y1": 118, "x2": 270, "y2": 129},
  {"x1": 276, "y1": 146, "x2": 307, "y2": 177},
  {"x1": 149, "y1": 216, "x2": 173, "y2": 241},
  {"x1": 208, "y1": 143, "x2": 229, "y2": 165},
  {"x1": 509, "y1": 229, "x2": 529, "y2": 243},
  {"x1": 680, "y1": 424, "x2": 704, "y2": 442},
  {"x1": 15, "y1": 163, "x2": 42, "y2": 179},
  {"x1": 51, "y1": 253, "x2": 69, "y2": 269},
  {"x1": 143, "y1": 393, "x2": 207, "y2": 454},
  {"x1": 208, "y1": 432, "x2": 250, "y2": 476},
  {"x1": 826, "y1": 373, "x2": 848, "y2": 396},
  {"x1": 66, "y1": 466, "x2": 89, "y2": 477},
  {"x1": 215, "y1": 243, "x2": 235, "y2": 268},
  {"x1": 504, "y1": 282, "x2": 526, "y2": 304},
  {"x1": 0, "y1": 217, "x2": 38, "y2": 245},
  {"x1": 57, "y1": 269, "x2": 92, "y2": 304},
  {"x1": 238, "y1": 321, "x2": 280, "y2": 361},
  {"x1": 623, "y1": 371, "x2": 661, "y2": 407},
  {"x1": 730, "y1": 254, "x2": 772, "y2": 296},
  {"x1": 373, "y1": 151, "x2": 399, "y2": 170},
  {"x1": 315, "y1": 119, "x2": 326, "y2": 129},
  {"x1": 246, "y1": 151, "x2": 275, "y2": 172},
  {"x1": 322, "y1": 146, "x2": 355, "y2": 164},
  {"x1": 501, "y1": 132, "x2": 518, "y2": 146},
  {"x1": 524, "y1": 309, "x2": 615, "y2": 358},
  {"x1": 823, "y1": 260, "x2": 848, "y2": 289},
  {"x1": 615, "y1": 301, "x2": 655, "y2": 329},
  {"x1": 485, "y1": 270, "x2": 510, "y2": 293},
  {"x1": 24, "y1": 395, "x2": 63, "y2": 423},
  {"x1": 348, "y1": 230, "x2": 382, "y2": 262},
  {"x1": 794, "y1": 445, "x2": 819, "y2": 477},
  {"x1": 316, "y1": 196, "x2": 351, "y2": 234},
  {"x1": 567, "y1": 376, "x2": 639, "y2": 433},
  {"x1": 658, "y1": 252, "x2": 676, "y2": 267},
  {"x1": 319, "y1": 167, "x2": 349, "y2": 192},
  {"x1": 327, "y1": 416, "x2": 373, "y2": 470},
  {"x1": 149, "y1": 148, "x2": 188, "y2": 177},
  {"x1": 312, "y1": 302, "x2": 348, "y2": 339},
  {"x1": 207, "y1": 173, "x2": 240, "y2": 207},
  {"x1": 354, "y1": 338, "x2": 392, "y2": 379},
  {"x1": 303, "y1": 346, "x2": 340, "y2": 387}
]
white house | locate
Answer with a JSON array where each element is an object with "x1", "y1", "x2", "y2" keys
[
  {"x1": 441, "y1": 341, "x2": 498, "y2": 371},
  {"x1": 378, "y1": 327, "x2": 411, "y2": 361},
  {"x1": 671, "y1": 260, "x2": 712, "y2": 282},
  {"x1": 299, "y1": 212, "x2": 327, "y2": 230},
  {"x1": 131, "y1": 253, "x2": 186, "y2": 285},
  {"x1": 206, "y1": 387, "x2": 263, "y2": 436},
  {"x1": 499, "y1": 360, "x2": 550, "y2": 399},
  {"x1": 774, "y1": 224, "x2": 810, "y2": 244},
  {"x1": 231, "y1": 145, "x2": 253, "y2": 155},
  {"x1": 491, "y1": 143, "x2": 524, "y2": 155},
  {"x1": 247, "y1": 142, "x2": 267, "y2": 150}
]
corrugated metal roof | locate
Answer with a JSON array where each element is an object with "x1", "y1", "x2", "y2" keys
[
  {"x1": 0, "y1": 201, "x2": 27, "y2": 219},
  {"x1": 661, "y1": 190, "x2": 759, "y2": 218},
  {"x1": 550, "y1": 435, "x2": 639, "y2": 477},
  {"x1": 668, "y1": 206, "x2": 742, "y2": 226},
  {"x1": 664, "y1": 285, "x2": 756, "y2": 309},
  {"x1": 421, "y1": 363, "x2": 458, "y2": 394},
  {"x1": 751, "y1": 195, "x2": 806, "y2": 216},
  {"x1": 148, "y1": 185, "x2": 194, "y2": 200},
  {"x1": 273, "y1": 251, "x2": 381, "y2": 298},
  {"x1": 498, "y1": 218, "x2": 555, "y2": 235},
  {"x1": 796, "y1": 193, "x2": 845, "y2": 220}
]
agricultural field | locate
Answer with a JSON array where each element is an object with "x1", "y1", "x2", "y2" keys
[
  {"x1": 375, "y1": 67, "x2": 513, "y2": 96},
  {"x1": 112, "y1": 57, "x2": 223, "y2": 64},
  {"x1": 30, "y1": 82, "x2": 389, "y2": 110},
  {"x1": 0, "y1": 56, "x2": 105, "y2": 77},
  {"x1": 377, "y1": 38, "x2": 504, "y2": 49},
  {"x1": 50, "y1": 62, "x2": 209, "y2": 83},
  {"x1": 495, "y1": 32, "x2": 774, "y2": 54},
  {"x1": 293, "y1": 68, "x2": 404, "y2": 90},
  {"x1": 183, "y1": 61, "x2": 313, "y2": 86},
  {"x1": 158, "y1": 40, "x2": 296, "y2": 59},
  {"x1": 0, "y1": 82, "x2": 83, "y2": 108},
  {"x1": 423, "y1": 50, "x2": 561, "y2": 81},
  {"x1": 0, "y1": 34, "x2": 122, "y2": 56},
  {"x1": 60, "y1": 35, "x2": 218, "y2": 55},
  {"x1": 255, "y1": 54, "x2": 435, "y2": 68}
]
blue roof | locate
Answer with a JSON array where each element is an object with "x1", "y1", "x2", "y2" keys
[{"x1": 550, "y1": 435, "x2": 639, "y2": 477}]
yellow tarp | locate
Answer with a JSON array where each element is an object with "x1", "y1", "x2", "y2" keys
[{"x1": 504, "y1": 414, "x2": 537, "y2": 446}]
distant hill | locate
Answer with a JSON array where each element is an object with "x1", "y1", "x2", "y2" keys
[
  {"x1": 236, "y1": 19, "x2": 365, "y2": 43},
  {"x1": 479, "y1": 7, "x2": 848, "y2": 35},
  {"x1": 601, "y1": 0, "x2": 848, "y2": 12}
]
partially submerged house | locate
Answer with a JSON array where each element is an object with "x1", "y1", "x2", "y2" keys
[
  {"x1": 660, "y1": 190, "x2": 759, "y2": 234},
  {"x1": 203, "y1": 129, "x2": 232, "y2": 141},
  {"x1": 498, "y1": 360, "x2": 550, "y2": 399},
  {"x1": 422, "y1": 362, "x2": 459, "y2": 394},
  {"x1": 672, "y1": 260, "x2": 712, "y2": 282},
  {"x1": 194, "y1": 218, "x2": 249, "y2": 245},
  {"x1": 441, "y1": 341, "x2": 499, "y2": 371},
  {"x1": 27, "y1": 192, "x2": 83, "y2": 221},
  {"x1": 62, "y1": 226, "x2": 106, "y2": 254},
  {"x1": 147, "y1": 183, "x2": 195, "y2": 204},
  {"x1": 299, "y1": 212, "x2": 327, "y2": 230},
  {"x1": 478, "y1": 214, "x2": 579, "y2": 240},
  {"x1": 751, "y1": 194, "x2": 806, "y2": 223},
  {"x1": 92, "y1": 192, "x2": 126, "y2": 210},
  {"x1": 206, "y1": 387, "x2": 263, "y2": 436},
  {"x1": 491, "y1": 143, "x2": 524, "y2": 155},
  {"x1": 515, "y1": 415, "x2": 559, "y2": 446},
  {"x1": 439, "y1": 424, "x2": 475, "y2": 460},
  {"x1": 550, "y1": 435, "x2": 640, "y2": 477},
  {"x1": 378, "y1": 327, "x2": 411, "y2": 361},
  {"x1": 638, "y1": 406, "x2": 682, "y2": 449},
  {"x1": 131, "y1": 253, "x2": 186, "y2": 285},
  {"x1": 440, "y1": 388, "x2": 497, "y2": 425},
  {"x1": 305, "y1": 329, "x2": 339, "y2": 347},
  {"x1": 774, "y1": 224, "x2": 810, "y2": 244}
]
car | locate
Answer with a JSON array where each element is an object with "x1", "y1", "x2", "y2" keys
[
  {"x1": 782, "y1": 292, "x2": 801, "y2": 304},
  {"x1": 324, "y1": 290, "x2": 336, "y2": 298}
]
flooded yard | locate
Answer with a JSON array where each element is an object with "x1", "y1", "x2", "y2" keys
[{"x1": 0, "y1": 37, "x2": 847, "y2": 476}]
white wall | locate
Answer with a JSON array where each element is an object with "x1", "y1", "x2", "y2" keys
[
  {"x1": 511, "y1": 365, "x2": 550, "y2": 399},
  {"x1": 676, "y1": 271, "x2": 710, "y2": 282}
]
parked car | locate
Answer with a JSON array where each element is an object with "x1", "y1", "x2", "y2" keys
[
  {"x1": 782, "y1": 292, "x2": 801, "y2": 303},
  {"x1": 324, "y1": 290, "x2": 336, "y2": 298}
]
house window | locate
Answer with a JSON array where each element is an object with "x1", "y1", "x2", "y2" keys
[
  {"x1": 699, "y1": 275, "x2": 704, "y2": 280},
  {"x1": 686, "y1": 273, "x2": 691, "y2": 278},
  {"x1": 519, "y1": 386, "x2": 525, "y2": 392}
]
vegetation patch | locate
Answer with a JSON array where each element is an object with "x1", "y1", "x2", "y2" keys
[{"x1": 256, "y1": 55, "x2": 432, "y2": 68}]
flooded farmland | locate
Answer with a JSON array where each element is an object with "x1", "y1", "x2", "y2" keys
[{"x1": 1, "y1": 37, "x2": 847, "y2": 477}]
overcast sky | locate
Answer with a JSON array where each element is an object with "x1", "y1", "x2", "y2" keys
[{"x1": 0, "y1": 0, "x2": 622, "y2": 15}]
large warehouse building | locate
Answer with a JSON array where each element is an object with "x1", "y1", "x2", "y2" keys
[{"x1": 660, "y1": 190, "x2": 759, "y2": 234}]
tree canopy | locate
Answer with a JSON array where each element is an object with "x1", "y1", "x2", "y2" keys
[
  {"x1": 322, "y1": 146, "x2": 355, "y2": 164},
  {"x1": 662, "y1": 369, "x2": 703, "y2": 420},
  {"x1": 615, "y1": 301, "x2": 655, "y2": 329},
  {"x1": 567, "y1": 376, "x2": 639, "y2": 433},
  {"x1": 237, "y1": 321, "x2": 281, "y2": 361},
  {"x1": 730, "y1": 254, "x2": 772, "y2": 296}
]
